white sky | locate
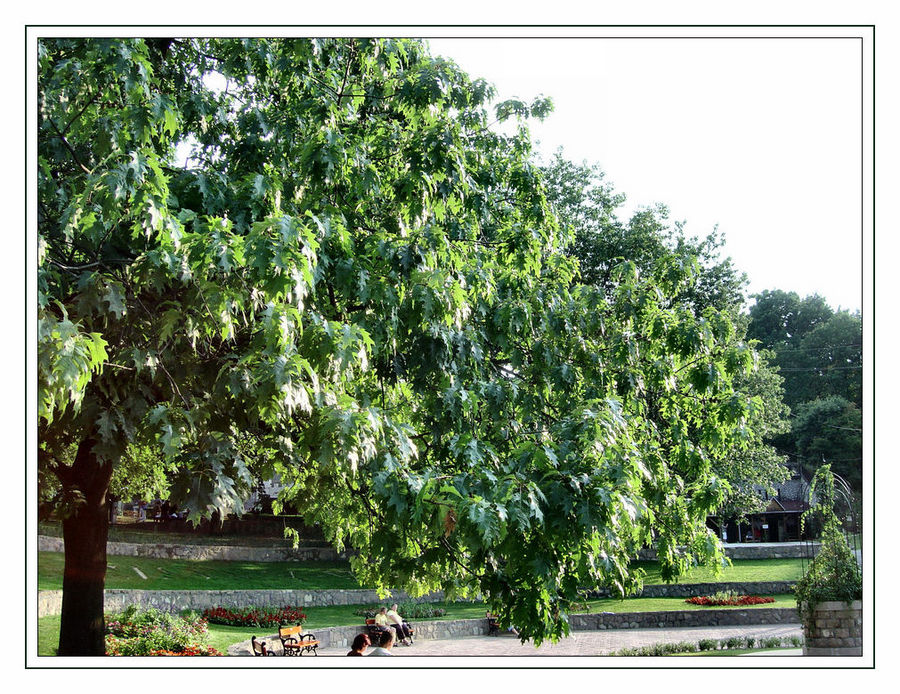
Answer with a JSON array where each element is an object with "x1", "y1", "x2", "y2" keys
[{"x1": 428, "y1": 37, "x2": 864, "y2": 312}]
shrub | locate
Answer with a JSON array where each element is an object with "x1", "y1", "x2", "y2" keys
[
  {"x1": 105, "y1": 606, "x2": 218, "y2": 656},
  {"x1": 353, "y1": 603, "x2": 446, "y2": 619},
  {"x1": 795, "y1": 468, "x2": 862, "y2": 619},
  {"x1": 202, "y1": 605, "x2": 307, "y2": 628},
  {"x1": 610, "y1": 635, "x2": 801, "y2": 656}
]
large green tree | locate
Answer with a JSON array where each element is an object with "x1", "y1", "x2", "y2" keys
[{"x1": 38, "y1": 38, "x2": 758, "y2": 654}]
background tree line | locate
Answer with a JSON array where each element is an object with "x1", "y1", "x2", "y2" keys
[{"x1": 544, "y1": 151, "x2": 863, "y2": 497}]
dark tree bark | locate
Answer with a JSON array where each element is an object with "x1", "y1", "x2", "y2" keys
[{"x1": 57, "y1": 438, "x2": 113, "y2": 656}]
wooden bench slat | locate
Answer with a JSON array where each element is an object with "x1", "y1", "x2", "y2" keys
[{"x1": 278, "y1": 624, "x2": 319, "y2": 656}]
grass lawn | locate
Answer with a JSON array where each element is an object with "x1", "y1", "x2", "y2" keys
[
  {"x1": 632, "y1": 558, "x2": 803, "y2": 584},
  {"x1": 37, "y1": 594, "x2": 796, "y2": 656},
  {"x1": 582, "y1": 593, "x2": 796, "y2": 613},
  {"x1": 38, "y1": 552, "x2": 803, "y2": 592},
  {"x1": 39, "y1": 521, "x2": 314, "y2": 547},
  {"x1": 38, "y1": 552, "x2": 363, "y2": 591}
]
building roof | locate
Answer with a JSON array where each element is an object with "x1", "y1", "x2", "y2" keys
[{"x1": 764, "y1": 498, "x2": 808, "y2": 513}]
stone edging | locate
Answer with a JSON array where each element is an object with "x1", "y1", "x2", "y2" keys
[
  {"x1": 37, "y1": 579, "x2": 797, "y2": 618},
  {"x1": 38, "y1": 535, "x2": 345, "y2": 562},
  {"x1": 37, "y1": 588, "x2": 446, "y2": 618},
  {"x1": 589, "y1": 580, "x2": 796, "y2": 599},
  {"x1": 40, "y1": 535, "x2": 818, "y2": 562},
  {"x1": 37, "y1": 580, "x2": 796, "y2": 618}
]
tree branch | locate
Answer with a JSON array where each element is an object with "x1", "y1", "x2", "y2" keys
[{"x1": 46, "y1": 118, "x2": 92, "y2": 175}]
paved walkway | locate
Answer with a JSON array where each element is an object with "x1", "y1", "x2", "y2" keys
[{"x1": 307, "y1": 623, "x2": 803, "y2": 657}]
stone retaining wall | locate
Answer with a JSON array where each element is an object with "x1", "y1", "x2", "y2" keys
[
  {"x1": 570, "y1": 607, "x2": 799, "y2": 631},
  {"x1": 801, "y1": 600, "x2": 862, "y2": 656},
  {"x1": 41, "y1": 535, "x2": 818, "y2": 563},
  {"x1": 38, "y1": 536, "x2": 345, "y2": 562},
  {"x1": 37, "y1": 587, "x2": 448, "y2": 618},
  {"x1": 37, "y1": 579, "x2": 795, "y2": 618},
  {"x1": 637, "y1": 543, "x2": 819, "y2": 561},
  {"x1": 589, "y1": 580, "x2": 796, "y2": 599}
]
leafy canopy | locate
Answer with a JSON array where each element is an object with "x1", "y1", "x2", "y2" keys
[{"x1": 39, "y1": 37, "x2": 761, "y2": 642}]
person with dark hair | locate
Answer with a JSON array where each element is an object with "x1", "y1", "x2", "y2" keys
[
  {"x1": 347, "y1": 633, "x2": 370, "y2": 656},
  {"x1": 367, "y1": 629, "x2": 395, "y2": 656}
]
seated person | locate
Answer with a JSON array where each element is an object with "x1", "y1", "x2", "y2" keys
[
  {"x1": 373, "y1": 607, "x2": 392, "y2": 634},
  {"x1": 486, "y1": 610, "x2": 500, "y2": 636},
  {"x1": 367, "y1": 629, "x2": 395, "y2": 656},
  {"x1": 386, "y1": 603, "x2": 413, "y2": 645},
  {"x1": 486, "y1": 610, "x2": 518, "y2": 636}
]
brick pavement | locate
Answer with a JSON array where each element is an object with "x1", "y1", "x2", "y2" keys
[{"x1": 305, "y1": 623, "x2": 803, "y2": 657}]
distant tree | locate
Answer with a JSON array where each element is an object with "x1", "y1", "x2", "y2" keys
[
  {"x1": 541, "y1": 150, "x2": 747, "y2": 313},
  {"x1": 777, "y1": 312, "x2": 862, "y2": 409},
  {"x1": 746, "y1": 289, "x2": 834, "y2": 350},
  {"x1": 747, "y1": 290, "x2": 862, "y2": 490},
  {"x1": 791, "y1": 397, "x2": 862, "y2": 490}
]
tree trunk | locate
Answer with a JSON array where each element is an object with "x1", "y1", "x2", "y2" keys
[{"x1": 57, "y1": 438, "x2": 112, "y2": 656}]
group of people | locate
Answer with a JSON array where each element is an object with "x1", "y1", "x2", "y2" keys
[{"x1": 347, "y1": 604, "x2": 414, "y2": 656}]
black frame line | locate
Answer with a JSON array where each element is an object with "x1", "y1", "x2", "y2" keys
[{"x1": 25, "y1": 24, "x2": 875, "y2": 672}]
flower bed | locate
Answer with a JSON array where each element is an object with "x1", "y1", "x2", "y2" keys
[
  {"x1": 105, "y1": 606, "x2": 220, "y2": 656},
  {"x1": 202, "y1": 605, "x2": 307, "y2": 628},
  {"x1": 685, "y1": 592, "x2": 775, "y2": 607}
]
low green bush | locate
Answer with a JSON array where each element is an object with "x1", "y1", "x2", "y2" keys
[
  {"x1": 794, "y1": 466, "x2": 862, "y2": 619},
  {"x1": 353, "y1": 602, "x2": 447, "y2": 619},
  {"x1": 611, "y1": 634, "x2": 802, "y2": 656},
  {"x1": 105, "y1": 606, "x2": 221, "y2": 656}
]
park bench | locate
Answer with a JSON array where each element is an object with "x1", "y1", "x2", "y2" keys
[
  {"x1": 365, "y1": 618, "x2": 390, "y2": 639},
  {"x1": 251, "y1": 635, "x2": 275, "y2": 656},
  {"x1": 486, "y1": 613, "x2": 500, "y2": 636},
  {"x1": 365, "y1": 618, "x2": 414, "y2": 645},
  {"x1": 278, "y1": 625, "x2": 319, "y2": 656}
]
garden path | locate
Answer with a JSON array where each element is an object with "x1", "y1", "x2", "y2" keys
[{"x1": 293, "y1": 623, "x2": 803, "y2": 657}]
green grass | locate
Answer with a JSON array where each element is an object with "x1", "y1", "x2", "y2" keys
[
  {"x1": 38, "y1": 552, "x2": 364, "y2": 591},
  {"x1": 37, "y1": 615, "x2": 61, "y2": 656},
  {"x1": 39, "y1": 521, "x2": 316, "y2": 547},
  {"x1": 631, "y1": 558, "x2": 803, "y2": 584},
  {"x1": 38, "y1": 552, "x2": 803, "y2": 592},
  {"x1": 581, "y1": 593, "x2": 796, "y2": 613},
  {"x1": 37, "y1": 595, "x2": 797, "y2": 656}
]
